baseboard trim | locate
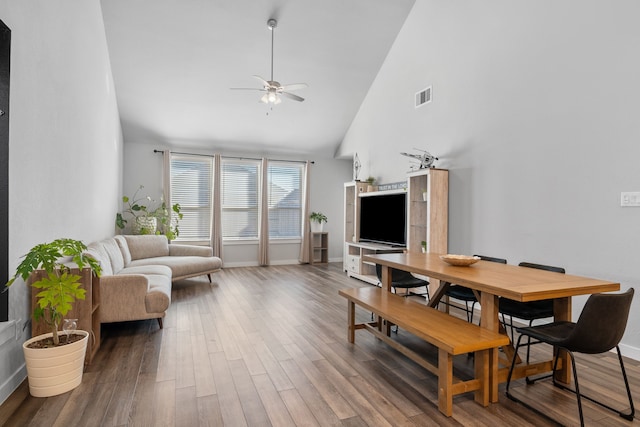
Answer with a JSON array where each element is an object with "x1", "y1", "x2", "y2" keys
[{"x1": 0, "y1": 363, "x2": 26, "y2": 407}]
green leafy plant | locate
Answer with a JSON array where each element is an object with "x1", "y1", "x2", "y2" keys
[
  {"x1": 6, "y1": 239, "x2": 102, "y2": 346},
  {"x1": 309, "y1": 212, "x2": 328, "y2": 224},
  {"x1": 366, "y1": 176, "x2": 376, "y2": 185},
  {"x1": 115, "y1": 185, "x2": 151, "y2": 230},
  {"x1": 116, "y1": 185, "x2": 183, "y2": 240},
  {"x1": 151, "y1": 202, "x2": 183, "y2": 241}
]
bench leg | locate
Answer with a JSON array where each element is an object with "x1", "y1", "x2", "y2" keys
[
  {"x1": 347, "y1": 300, "x2": 355, "y2": 343},
  {"x1": 474, "y1": 349, "x2": 490, "y2": 407},
  {"x1": 438, "y1": 348, "x2": 453, "y2": 417}
]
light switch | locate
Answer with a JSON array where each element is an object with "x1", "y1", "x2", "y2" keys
[{"x1": 621, "y1": 192, "x2": 640, "y2": 207}]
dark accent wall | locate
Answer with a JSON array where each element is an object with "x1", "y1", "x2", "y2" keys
[{"x1": 0, "y1": 20, "x2": 10, "y2": 322}]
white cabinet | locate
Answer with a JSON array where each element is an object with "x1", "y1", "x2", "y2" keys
[{"x1": 344, "y1": 241, "x2": 404, "y2": 285}]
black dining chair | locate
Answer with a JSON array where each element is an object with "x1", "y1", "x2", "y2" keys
[
  {"x1": 506, "y1": 288, "x2": 635, "y2": 426},
  {"x1": 439, "y1": 255, "x2": 507, "y2": 324},
  {"x1": 499, "y1": 262, "x2": 564, "y2": 366},
  {"x1": 375, "y1": 264, "x2": 430, "y2": 300}
]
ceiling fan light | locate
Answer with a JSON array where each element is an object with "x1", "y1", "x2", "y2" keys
[
  {"x1": 260, "y1": 93, "x2": 269, "y2": 103},
  {"x1": 267, "y1": 92, "x2": 278, "y2": 103}
]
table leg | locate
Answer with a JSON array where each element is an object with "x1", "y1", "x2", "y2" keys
[
  {"x1": 428, "y1": 280, "x2": 451, "y2": 309},
  {"x1": 480, "y1": 292, "x2": 500, "y2": 403},
  {"x1": 381, "y1": 265, "x2": 392, "y2": 292},
  {"x1": 554, "y1": 297, "x2": 572, "y2": 384},
  {"x1": 347, "y1": 300, "x2": 355, "y2": 343}
]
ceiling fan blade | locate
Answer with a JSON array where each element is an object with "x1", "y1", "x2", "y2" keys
[
  {"x1": 230, "y1": 87, "x2": 265, "y2": 91},
  {"x1": 280, "y1": 83, "x2": 308, "y2": 92},
  {"x1": 281, "y1": 91, "x2": 304, "y2": 102},
  {"x1": 252, "y1": 75, "x2": 270, "y2": 87}
]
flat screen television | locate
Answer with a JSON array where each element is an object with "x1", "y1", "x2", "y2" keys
[{"x1": 359, "y1": 192, "x2": 407, "y2": 247}]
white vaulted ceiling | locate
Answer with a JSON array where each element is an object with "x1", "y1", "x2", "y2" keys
[{"x1": 101, "y1": 0, "x2": 415, "y2": 157}]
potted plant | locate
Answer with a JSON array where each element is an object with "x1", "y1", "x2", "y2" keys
[
  {"x1": 6, "y1": 238, "x2": 102, "y2": 397},
  {"x1": 115, "y1": 185, "x2": 155, "y2": 234},
  {"x1": 366, "y1": 176, "x2": 376, "y2": 192},
  {"x1": 151, "y1": 201, "x2": 183, "y2": 241},
  {"x1": 116, "y1": 185, "x2": 183, "y2": 239},
  {"x1": 421, "y1": 241, "x2": 427, "y2": 253},
  {"x1": 309, "y1": 211, "x2": 327, "y2": 233}
]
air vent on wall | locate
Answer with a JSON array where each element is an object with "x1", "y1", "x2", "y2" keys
[{"x1": 415, "y1": 86, "x2": 432, "y2": 108}]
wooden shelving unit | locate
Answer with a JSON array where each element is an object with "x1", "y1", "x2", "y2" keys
[
  {"x1": 343, "y1": 170, "x2": 448, "y2": 285},
  {"x1": 309, "y1": 232, "x2": 329, "y2": 264},
  {"x1": 30, "y1": 267, "x2": 100, "y2": 365},
  {"x1": 406, "y1": 168, "x2": 449, "y2": 254}
]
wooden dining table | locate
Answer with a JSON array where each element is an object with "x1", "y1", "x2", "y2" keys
[{"x1": 363, "y1": 252, "x2": 620, "y2": 402}]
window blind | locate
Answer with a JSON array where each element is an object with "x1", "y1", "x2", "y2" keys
[
  {"x1": 170, "y1": 155, "x2": 213, "y2": 241},
  {"x1": 221, "y1": 159, "x2": 259, "y2": 239},
  {"x1": 268, "y1": 161, "x2": 303, "y2": 238}
]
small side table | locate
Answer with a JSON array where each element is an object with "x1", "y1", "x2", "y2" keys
[{"x1": 309, "y1": 232, "x2": 328, "y2": 264}]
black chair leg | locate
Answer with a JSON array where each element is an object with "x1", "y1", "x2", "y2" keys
[{"x1": 552, "y1": 346, "x2": 635, "y2": 422}]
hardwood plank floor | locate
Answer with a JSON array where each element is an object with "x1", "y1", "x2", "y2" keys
[{"x1": 1, "y1": 263, "x2": 638, "y2": 426}]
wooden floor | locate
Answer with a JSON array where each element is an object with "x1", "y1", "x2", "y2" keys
[{"x1": 1, "y1": 263, "x2": 638, "y2": 426}]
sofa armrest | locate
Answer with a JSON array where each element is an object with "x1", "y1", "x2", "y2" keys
[
  {"x1": 99, "y1": 274, "x2": 149, "y2": 304},
  {"x1": 98, "y1": 275, "x2": 151, "y2": 323},
  {"x1": 169, "y1": 244, "x2": 213, "y2": 257}
]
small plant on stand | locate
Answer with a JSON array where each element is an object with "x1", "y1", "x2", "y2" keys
[
  {"x1": 309, "y1": 212, "x2": 328, "y2": 233},
  {"x1": 421, "y1": 241, "x2": 427, "y2": 253}
]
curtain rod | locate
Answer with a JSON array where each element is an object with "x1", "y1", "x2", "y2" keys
[{"x1": 153, "y1": 149, "x2": 314, "y2": 164}]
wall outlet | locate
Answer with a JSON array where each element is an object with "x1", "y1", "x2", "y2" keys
[{"x1": 621, "y1": 192, "x2": 640, "y2": 207}]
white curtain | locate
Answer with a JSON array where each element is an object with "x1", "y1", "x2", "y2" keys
[
  {"x1": 298, "y1": 161, "x2": 311, "y2": 263},
  {"x1": 162, "y1": 150, "x2": 171, "y2": 240},
  {"x1": 259, "y1": 158, "x2": 269, "y2": 266},
  {"x1": 210, "y1": 154, "x2": 223, "y2": 258}
]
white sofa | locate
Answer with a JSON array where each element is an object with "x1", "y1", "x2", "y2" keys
[{"x1": 84, "y1": 235, "x2": 222, "y2": 328}]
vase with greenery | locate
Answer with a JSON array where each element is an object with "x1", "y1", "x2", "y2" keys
[
  {"x1": 116, "y1": 185, "x2": 183, "y2": 240},
  {"x1": 309, "y1": 212, "x2": 327, "y2": 232},
  {"x1": 6, "y1": 238, "x2": 102, "y2": 346}
]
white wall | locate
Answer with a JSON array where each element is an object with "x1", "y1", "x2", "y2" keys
[
  {"x1": 123, "y1": 141, "x2": 350, "y2": 265},
  {"x1": 0, "y1": 0, "x2": 123, "y2": 403},
  {"x1": 338, "y1": 0, "x2": 640, "y2": 357}
]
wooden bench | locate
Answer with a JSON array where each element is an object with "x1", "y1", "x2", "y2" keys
[{"x1": 338, "y1": 286, "x2": 510, "y2": 417}]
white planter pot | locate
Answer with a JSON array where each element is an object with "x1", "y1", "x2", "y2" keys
[
  {"x1": 134, "y1": 216, "x2": 157, "y2": 235},
  {"x1": 23, "y1": 330, "x2": 89, "y2": 397},
  {"x1": 310, "y1": 221, "x2": 324, "y2": 233}
]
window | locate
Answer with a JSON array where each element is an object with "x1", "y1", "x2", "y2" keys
[
  {"x1": 268, "y1": 161, "x2": 303, "y2": 239},
  {"x1": 171, "y1": 155, "x2": 213, "y2": 242},
  {"x1": 221, "y1": 159, "x2": 259, "y2": 239}
]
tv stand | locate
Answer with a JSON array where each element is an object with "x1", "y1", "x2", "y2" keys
[{"x1": 344, "y1": 241, "x2": 405, "y2": 285}]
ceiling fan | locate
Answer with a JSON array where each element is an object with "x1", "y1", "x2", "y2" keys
[{"x1": 231, "y1": 18, "x2": 307, "y2": 104}]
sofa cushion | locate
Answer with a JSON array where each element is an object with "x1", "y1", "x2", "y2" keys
[
  {"x1": 102, "y1": 238, "x2": 125, "y2": 273},
  {"x1": 128, "y1": 256, "x2": 222, "y2": 279},
  {"x1": 124, "y1": 235, "x2": 169, "y2": 261},
  {"x1": 114, "y1": 235, "x2": 131, "y2": 265},
  {"x1": 84, "y1": 241, "x2": 113, "y2": 276},
  {"x1": 119, "y1": 264, "x2": 173, "y2": 278}
]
